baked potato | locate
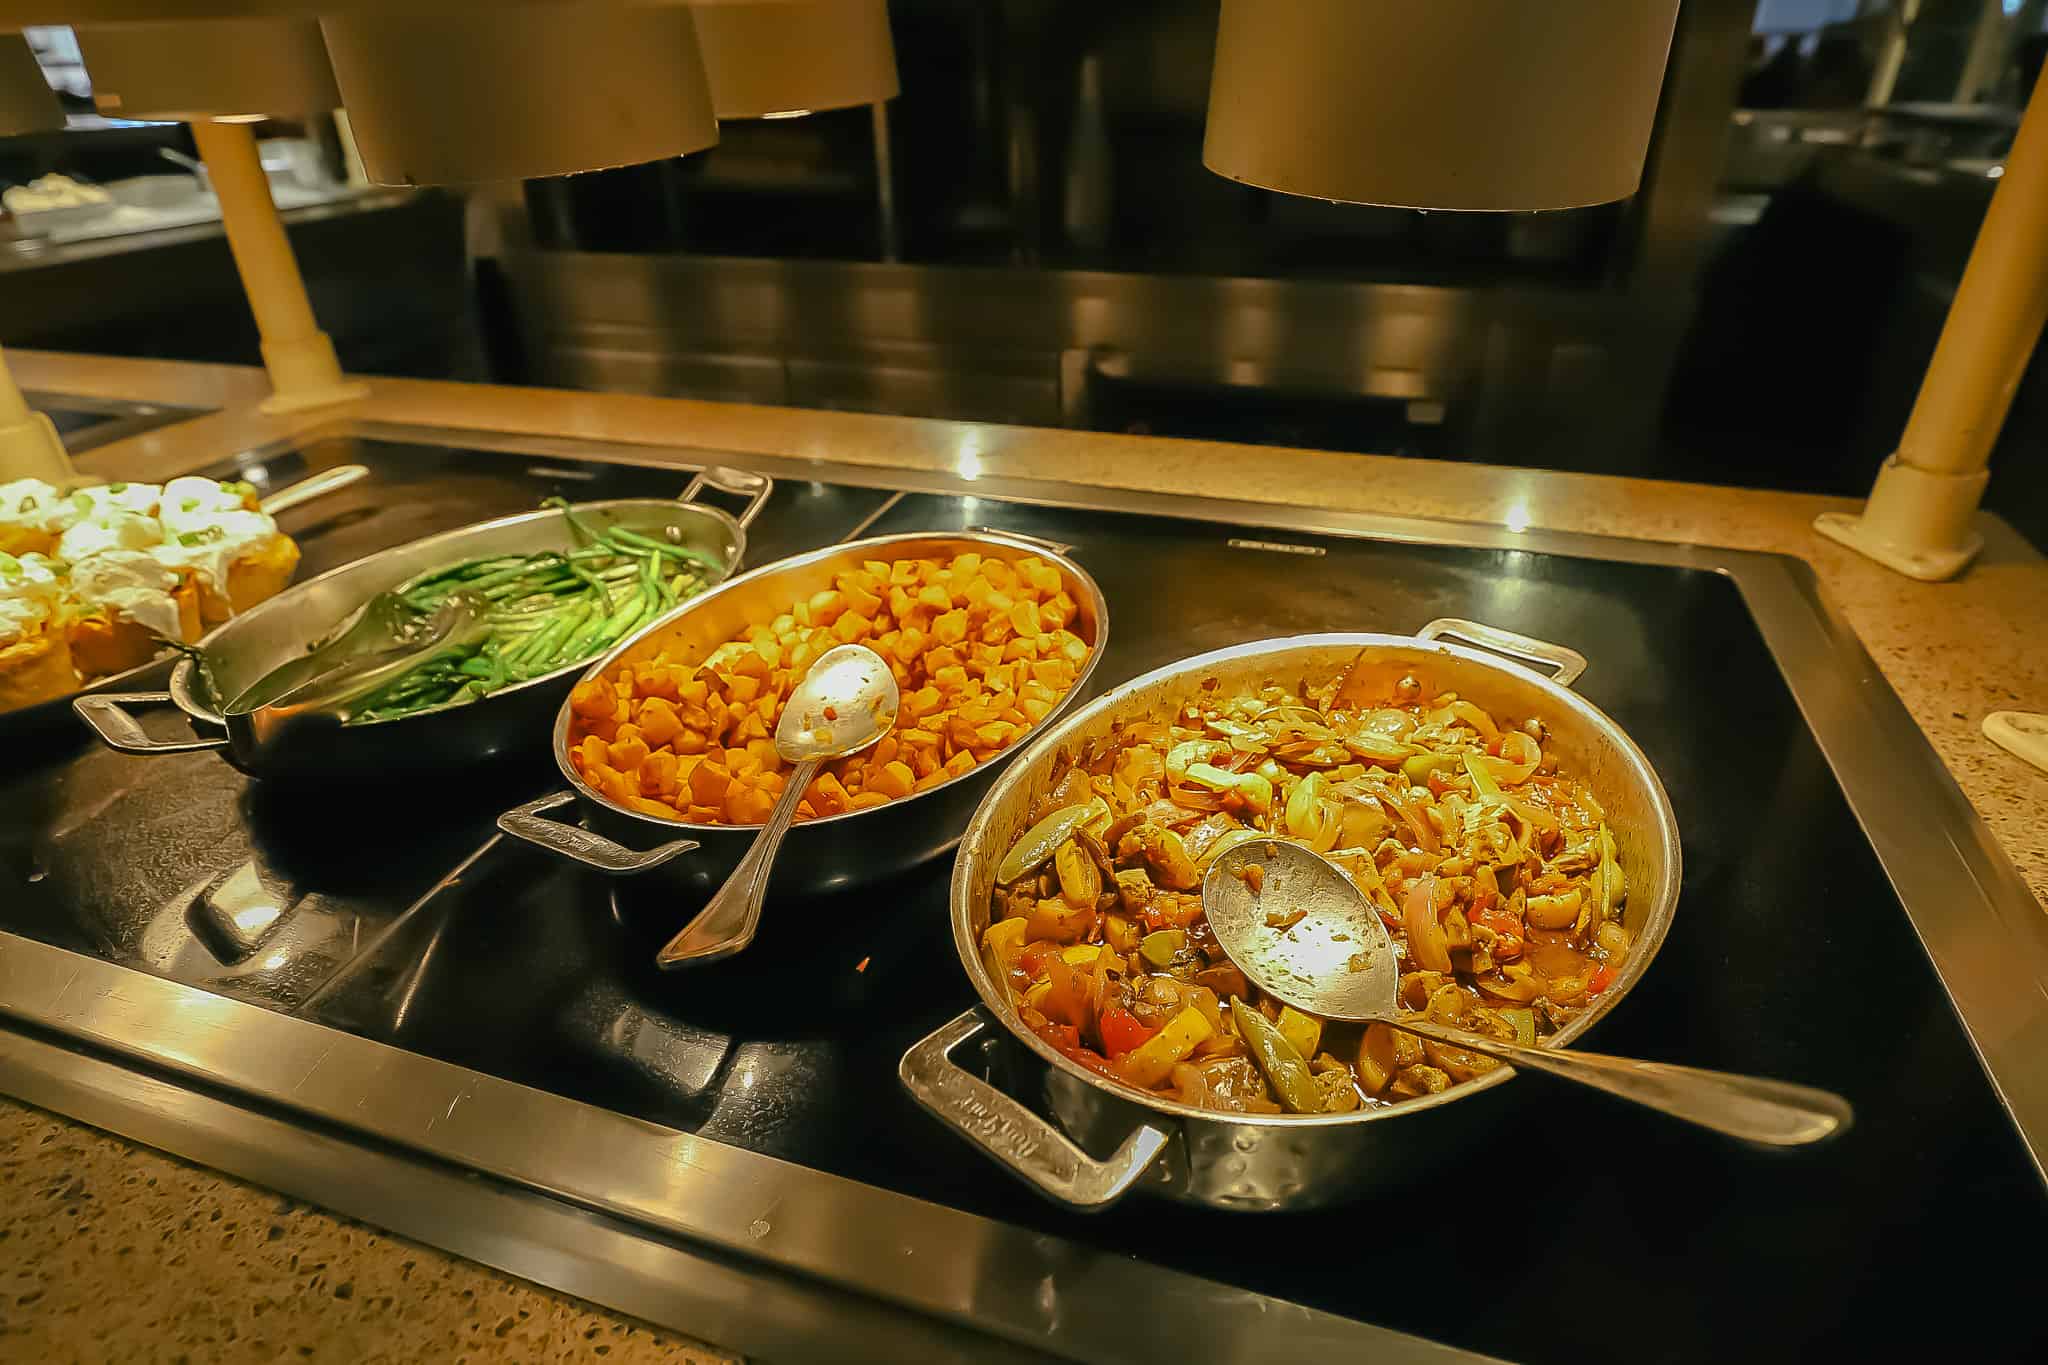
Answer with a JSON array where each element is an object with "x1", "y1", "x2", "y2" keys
[{"x1": 0, "y1": 626, "x2": 76, "y2": 711}]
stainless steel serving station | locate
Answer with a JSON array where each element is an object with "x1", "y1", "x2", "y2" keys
[{"x1": 4, "y1": 422, "x2": 2046, "y2": 1365}]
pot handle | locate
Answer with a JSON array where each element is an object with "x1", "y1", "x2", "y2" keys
[
  {"x1": 899, "y1": 1008, "x2": 1169, "y2": 1212},
  {"x1": 73, "y1": 692, "x2": 230, "y2": 756},
  {"x1": 681, "y1": 466, "x2": 773, "y2": 529},
  {"x1": 256, "y1": 463, "x2": 369, "y2": 517},
  {"x1": 496, "y1": 790, "x2": 700, "y2": 875},
  {"x1": 967, "y1": 525, "x2": 1075, "y2": 555},
  {"x1": 1416, "y1": 618, "x2": 1588, "y2": 689}
]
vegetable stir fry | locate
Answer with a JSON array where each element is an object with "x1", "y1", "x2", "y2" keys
[
  {"x1": 567, "y1": 551, "x2": 1091, "y2": 825},
  {"x1": 984, "y1": 653, "x2": 1630, "y2": 1114},
  {"x1": 346, "y1": 503, "x2": 718, "y2": 723}
]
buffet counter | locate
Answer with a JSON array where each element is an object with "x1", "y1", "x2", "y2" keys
[{"x1": 2, "y1": 349, "x2": 2042, "y2": 1364}]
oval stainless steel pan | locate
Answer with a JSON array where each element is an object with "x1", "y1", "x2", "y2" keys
[
  {"x1": 494, "y1": 529, "x2": 1110, "y2": 908},
  {"x1": 73, "y1": 468, "x2": 771, "y2": 782},
  {"x1": 900, "y1": 620, "x2": 1684, "y2": 1213}
]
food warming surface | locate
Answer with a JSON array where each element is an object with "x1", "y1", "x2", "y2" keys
[{"x1": 2, "y1": 432, "x2": 2043, "y2": 1364}]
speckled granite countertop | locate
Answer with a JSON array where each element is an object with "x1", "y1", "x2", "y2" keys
[{"x1": 3, "y1": 351, "x2": 2042, "y2": 1362}]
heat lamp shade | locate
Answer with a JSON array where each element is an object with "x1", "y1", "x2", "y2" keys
[
  {"x1": 1203, "y1": 0, "x2": 1682, "y2": 212},
  {"x1": 0, "y1": 31, "x2": 63, "y2": 135},
  {"x1": 689, "y1": 0, "x2": 898, "y2": 120},
  {"x1": 76, "y1": 19, "x2": 337, "y2": 120},
  {"x1": 320, "y1": 4, "x2": 719, "y2": 186}
]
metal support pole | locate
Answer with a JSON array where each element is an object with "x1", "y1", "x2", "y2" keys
[
  {"x1": 1815, "y1": 59, "x2": 2048, "y2": 579},
  {"x1": 0, "y1": 345, "x2": 73, "y2": 484},
  {"x1": 190, "y1": 119, "x2": 369, "y2": 416},
  {"x1": 871, "y1": 99, "x2": 899, "y2": 262}
]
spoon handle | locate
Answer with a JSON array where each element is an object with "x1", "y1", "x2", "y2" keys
[
  {"x1": 1392, "y1": 1020, "x2": 1853, "y2": 1147},
  {"x1": 656, "y1": 757, "x2": 821, "y2": 969}
]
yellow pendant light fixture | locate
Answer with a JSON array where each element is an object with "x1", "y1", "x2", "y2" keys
[
  {"x1": 72, "y1": 18, "x2": 366, "y2": 415},
  {"x1": 319, "y1": 4, "x2": 720, "y2": 185},
  {"x1": 0, "y1": 29, "x2": 63, "y2": 136},
  {"x1": 1, "y1": 35, "x2": 72, "y2": 480},
  {"x1": 688, "y1": 0, "x2": 898, "y2": 121},
  {"x1": 1203, "y1": 0, "x2": 1682, "y2": 211},
  {"x1": 75, "y1": 17, "x2": 336, "y2": 121},
  {"x1": 0, "y1": 343, "x2": 72, "y2": 484}
]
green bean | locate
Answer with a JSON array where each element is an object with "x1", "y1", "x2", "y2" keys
[
  {"x1": 566, "y1": 559, "x2": 615, "y2": 610},
  {"x1": 344, "y1": 527, "x2": 719, "y2": 724},
  {"x1": 565, "y1": 587, "x2": 646, "y2": 659},
  {"x1": 543, "y1": 496, "x2": 605, "y2": 546},
  {"x1": 455, "y1": 555, "x2": 565, "y2": 594},
  {"x1": 510, "y1": 603, "x2": 587, "y2": 672},
  {"x1": 601, "y1": 526, "x2": 724, "y2": 572},
  {"x1": 392, "y1": 555, "x2": 523, "y2": 596},
  {"x1": 1230, "y1": 1000, "x2": 1323, "y2": 1115}
]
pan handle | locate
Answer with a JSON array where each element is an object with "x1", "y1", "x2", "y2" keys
[
  {"x1": 257, "y1": 463, "x2": 369, "y2": 517},
  {"x1": 899, "y1": 1008, "x2": 1169, "y2": 1212},
  {"x1": 495, "y1": 790, "x2": 699, "y2": 875},
  {"x1": 1415, "y1": 618, "x2": 1588, "y2": 689},
  {"x1": 681, "y1": 466, "x2": 773, "y2": 529},
  {"x1": 74, "y1": 692, "x2": 229, "y2": 756},
  {"x1": 967, "y1": 526, "x2": 1075, "y2": 555}
]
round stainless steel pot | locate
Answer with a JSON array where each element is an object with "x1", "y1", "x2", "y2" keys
[
  {"x1": 899, "y1": 619, "x2": 1683, "y2": 1213},
  {"x1": 495, "y1": 529, "x2": 1110, "y2": 913},
  {"x1": 72, "y1": 468, "x2": 770, "y2": 782}
]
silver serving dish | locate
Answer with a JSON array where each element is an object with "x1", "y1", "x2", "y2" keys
[
  {"x1": 495, "y1": 530, "x2": 1110, "y2": 902},
  {"x1": 899, "y1": 620, "x2": 1683, "y2": 1213},
  {"x1": 2, "y1": 464, "x2": 369, "y2": 744},
  {"x1": 73, "y1": 468, "x2": 770, "y2": 782}
]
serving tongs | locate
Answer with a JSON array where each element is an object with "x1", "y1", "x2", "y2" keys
[{"x1": 215, "y1": 590, "x2": 488, "y2": 753}]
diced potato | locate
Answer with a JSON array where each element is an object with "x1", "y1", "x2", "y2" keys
[
  {"x1": 809, "y1": 771, "x2": 852, "y2": 816},
  {"x1": 1276, "y1": 1006, "x2": 1323, "y2": 1062},
  {"x1": 689, "y1": 760, "x2": 731, "y2": 806},
  {"x1": 567, "y1": 551, "x2": 1092, "y2": 829},
  {"x1": 1114, "y1": 1006, "x2": 1214, "y2": 1088},
  {"x1": 1026, "y1": 897, "x2": 1094, "y2": 944},
  {"x1": 570, "y1": 677, "x2": 617, "y2": 719}
]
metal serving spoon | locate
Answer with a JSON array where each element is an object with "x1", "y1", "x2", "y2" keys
[
  {"x1": 656, "y1": 643, "x2": 900, "y2": 969},
  {"x1": 1201, "y1": 841, "x2": 1852, "y2": 1145}
]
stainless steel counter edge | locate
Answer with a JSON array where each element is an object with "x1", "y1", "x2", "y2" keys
[
  {"x1": 0, "y1": 935, "x2": 1476, "y2": 1365},
  {"x1": 0, "y1": 1026, "x2": 1051, "y2": 1365},
  {"x1": 2, "y1": 419, "x2": 2043, "y2": 1362}
]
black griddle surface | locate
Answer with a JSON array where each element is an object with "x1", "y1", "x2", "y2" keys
[
  {"x1": 3, "y1": 447, "x2": 2042, "y2": 1363},
  {"x1": 0, "y1": 436, "x2": 890, "y2": 1008}
]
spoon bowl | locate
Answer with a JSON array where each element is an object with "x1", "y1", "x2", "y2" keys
[
  {"x1": 1202, "y1": 840, "x2": 1853, "y2": 1146},
  {"x1": 656, "y1": 643, "x2": 899, "y2": 967}
]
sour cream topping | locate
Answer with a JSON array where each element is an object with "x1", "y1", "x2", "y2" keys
[
  {"x1": 67, "y1": 549, "x2": 185, "y2": 642},
  {"x1": 0, "y1": 551, "x2": 65, "y2": 647}
]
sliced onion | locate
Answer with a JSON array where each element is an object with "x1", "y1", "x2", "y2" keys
[
  {"x1": 1364, "y1": 708, "x2": 1418, "y2": 739},
  {"x1": 1378, "y1": 786, "x2": 1440, "y2": 854},
  {"x1": 1404, "y1": 874, "x2": 1452, "y2": 972},
  {"x1": 1478, "y1": 730, "x2": 1541, "y2": 785},
  {"x1": 1427, "y1": 700, "x2": 1500, "y2": 743}
]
